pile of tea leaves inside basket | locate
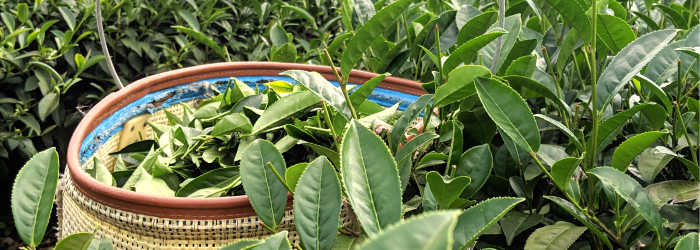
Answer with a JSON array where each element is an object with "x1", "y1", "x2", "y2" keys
[{"x1": 92, "y1": 73, "x2": 400, "y2": 197}]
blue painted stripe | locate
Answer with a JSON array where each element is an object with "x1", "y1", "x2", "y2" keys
[{"x1": 79, "y1": 76, "x2": 420, "y2": 164}]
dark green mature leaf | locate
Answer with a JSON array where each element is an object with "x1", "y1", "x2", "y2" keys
[
  {"x1": 356, "y1": 211, "x2": 461, "y2": 250},
  {"x1": 294, "y1": 157, "x2": 341, "y2": 250},
  {"x1": 643, "y1": 40, "x2": 685, "y2": 86},
  {"x1": 675, "y1": 232, "x2": 699, "y2": 250},
  {"x1": 281, "y1": 70, "x2": 352, "y2": 121},
  {"x1": 452, "y1": 197, "x2": 525, "y2": 250},
  {"x1": 390, "y1": 94, "x2": 432, "y2": 153},
  {"x1": 594, "y1": 103, "x2": 666, "y2": 155},
  {"x1": 299, "y1": 142, "x2": 340, "y2": 167},
  {"x1": 534, "y1": 115, "x2": 584, "y2": 152},
  {"x1": 241, "y1": 139, "x2": 288, "y2": 229},
  {"x1": 675, "y1": 157, "x2": 699, "y2": 182},
  {"x1": 54, "y1": 232, "x2": 93, "y2": 250},
  {"x1": 376, "y1": 40, "x2": 407, "y2": 74},
  {"x1": 434, "y1": 65, "x2": 492, "y2": 107},
  {"x1": 588, "y1": 167, "x2": 664, "y2": 235},
  {"x1": 505, "y1": 76, "x2": 572, "y2": 116},
  {"x1": 544, "y1": 196, "x2": 614, "y2": 250},
  {"x1": 342, "y1": 120, "x2": 402, "y2": 237},
  {"x1": 443, "y1": 32, "x2": 506, "y2": 76},
  {"x1": 172, "y1": 26, "x2": 226, "y2": 59},
  {"x1": 653, "y1": 4, "x2": 688, "y2": 30},
  {"x1": 349, "y1": 74, "x2": 387, "y2": 110},
  {"x1": 176, "y1": 167, "x2": 240, "y2": 197},
  {"x1": 38, "y1": 93, "x2": 59, "y2": 122},
  {"x1": 524, "y1": 221, "x2": 587, "y2": 250},
  {"x1": 340, "y1": 0, "x2": 412, "y2": 79},
  {"x1": 595, "y1": 29, "x2": 678, "y2": 111},
  {"x1": 611, "y1": 131, "x2": 668, "y2": 172},
  {"x1": 458, "y1": 107, "x2": 498, "y2": 144},
  {"x1": 497, "y1": 39, "x2": 538, "y2": 75},
  {"x1": 479, "y1": 15, "x2": 521, "y2": 74},
  {"x1": 550, "y1": 156, "x2": 583, "y2": 192},
  {"x1": 543, "y1": 0, "x2": 592, "y2": 44},
  {"x1": 212, "y1": 113, "x2": 253, "y2": 136},
  {"x1": 251, "y1": 91, "x2": 320, "y2": 135},
  {"x1": 426, "y1": 171, "x2": 471, "y2": 208},
  {"x1": 12, "y1": 148, "x2": 59, "y2": 247},
  {"x1": 395, "y1": 132, "x2": 438, "y2": 191},
  {"x1": 644, "y1": 180, "x2": 699, "y2": 208},
  {"x1": 475, "y1": 77, "x2": 540, "y2": 153},
  {"x1": 456, "y1": 11, "x2": 498, "y2": 46},
  {"x1": 455, "y1": 144, "x2": 493, "y2": 200},
  {"x1": 633, "y1": 74, "x2": 672, "y2": 112},
  {"x1": 500, "y1": 211, "x2": 543, "y2": 246},
  {"x1": 281, "y1": 4, "x2": 318, "y2": 29},
  {"x1": 506, "y1": 55, "x2": 537, "y2": 78},
  {"x1": 638, "y1": 147, "x2": 676, "y2": 184},
  {"x1": 271, "y1": 43, "x2": 297, "y2": 63},
  {"x1": 596, "y1": 14, "x2": 635, "y2": 54}
]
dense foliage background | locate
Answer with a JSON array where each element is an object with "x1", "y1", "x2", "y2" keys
[{"x1": 2, "y1": 0, "x2": 699, "y2": 248}]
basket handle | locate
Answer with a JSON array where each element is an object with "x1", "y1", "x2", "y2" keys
[{"x1": 95, "y1": 0, "x2": 124, "y2": 89}]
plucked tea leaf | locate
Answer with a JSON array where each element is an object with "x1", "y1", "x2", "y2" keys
[{"x1": 176, "y1": 167, "x2": 240, "y2": 197}]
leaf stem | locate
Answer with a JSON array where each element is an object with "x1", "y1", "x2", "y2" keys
[
  {"x1": 675, "y1": 102, "x2": 698, "y2": 165},
  {"x1": 320, "y1": 100, "x2": 342, "y2": 150},
  {"x1": 267, "y1": 162, "x2": 293, "y2": 195},
  {"x1": 323, "y1": 49, "x2": 358, "y2": 119},
  {"x1": 661, "y1": 222, "x2": 684, "y2": 250},
  {"x1": 587, "y1": 0, "x2": 599, "y2": 212},
  {"x1": 434, "y1": 24, "x2": 443, "y2": 85},
  {"x1": 259, "y1": 221, "x2": 278, "y2": 234}
]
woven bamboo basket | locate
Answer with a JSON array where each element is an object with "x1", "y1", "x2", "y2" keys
[{"x1": 57, "y1": 62, "x2": 426, "y2": 249}]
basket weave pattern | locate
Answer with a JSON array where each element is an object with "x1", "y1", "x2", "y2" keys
[{"x1": 58, "y1": 98, "x2": 359, "y2": 249}]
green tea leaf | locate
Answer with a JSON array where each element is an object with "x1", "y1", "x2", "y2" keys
[
  {"x1": 293, "y1": 157, "x2": 341, "y2": 250},
  {"x1": 674, "y1": 232, "x2": 699, "y2": 250},
  {"x1": 135, "y1": 175, "x2": 175, "y2": 197},
  {"x1": 455, "y1": 144, "x2": 493, "y2": 200},
  {"x1": 284, "y1": 163, "x2": 308, "y2": 193},
  {"x1": 434, "y1": 65, "x2": 492, "y2": 108},
  {"x1": 644, "y1": 180, "x2": 699, "y2": 208},
  {"x1": 500, "y1": 211, "x2": 543, "y2": 246},
  {"x1": 251, "y1": 91, "x2": 321, "y2": 135},
  {"x1": 254, "y1": 231, "x2": 292, "y2": 250},
  {"x1": 357, "y1": 211, "x2": 461, "y2": 250},
  {"x1": 654, "y1": 4, "x2": 688, "y2": 30},
  {"x1": 588, "y1": 167, "x2": 664, "y2": 236},
  {"x1": 340, "y1": 0, "x2": 412, "y2": 79},
  {"x1": 534, "y1": 115, "x2": 584, "y2": 152},
  {"x1": 212, "y1": 113, "x2": 253, "y2": 136},
  {"x1": 12, "y1": 148, "x2": 59, "y2": 247},
  {"x1": 349, "y1": 74, "x2": 387, "y2": 110},
  {"x1": 543, "y1": 0, "x2": 592, "y2": 44},
  {"x1": 172, "y1": 26, "x2": 226, "y2": 59},
  {"x1": 426, "y1": 171, "x2": 471, "y2": 208},
  {"x1": 633, "y1": 74, "x2": 672, "y2": 112},
  {"x1": 550, "y1": 156, "x2": 583, "y2": 192},
  {"x1": 506, "y1": 55, "x2": 537, "y2": 78},
  {"x1": 595, "y1": 29, "x2": 678, "y2": 111},
  {"x1": 452, "y1": 197, "x2": 525, "y2": 250},
  {"x1": 504, "y1": 76, "x2": 572, "y2": 116},
  {"x1": 475, "y1": 77, "x2": 540, "y2": 153},
  {"x1": 596, "y1": 14, "x2": 635, "y2": 54},
  {"x1": 611, "y1": 131, "x2": 668, "y2": 172},
  {"x1": 58, "y1": 7, "x2": 76, "y2": 31},
  {"x1": 456, "y1": 11, "x2": 498, "y2": 46},
  {"x1": 176, "y1": 167, "x2": 240, "y2": 197},
  {"x1": 341, "y1": 120, "x2": 402, "y2": 237},
  {"x1": 390, "y1": 94, "x2": 432, "y2": 153},
  {"x1": 479, "y1": 15, "x2": 521, "y2": 73},
  {"x1": 524, "y1": 221, "x2": 587, "y2": 250},
  {"x1": 89, "y1": 157, "x2": 116, "y2": 186},
  {"x1": 177, "y1": 10, "x2": 200, "y2": 32},
  {"x1": 38, "y1": 93, "x2": 59, "y2": 122},
  {"x1": 271, "y1": 43, "x2": 297, "y2": 63},
  {"x1": 54, "y1": 232, "x2": 93, "y2": 250},
  {"x1": 544, "y1": 196, "x2": 613, "y2": 250},
  {"x1": 594, "y1": 103, "x2": 666, "y2": 155},
  {"x1": 299, "y1": 142, "x2": 340, "y2": 167},
  {"x1": 240, "y1": 139, "x2": 288, "y2": 229}
]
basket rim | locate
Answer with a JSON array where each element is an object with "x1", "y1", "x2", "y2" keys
[{"x1": 67, "y1": 62, "x2": 425, "y2": 219}]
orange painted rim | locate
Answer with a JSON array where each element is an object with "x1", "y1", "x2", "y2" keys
[{"x1": 67, "y1": 62, "x2": 426, "y2": 219}]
